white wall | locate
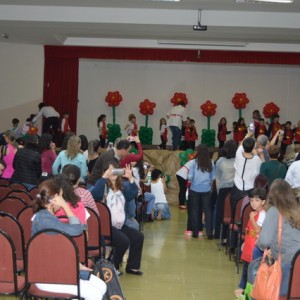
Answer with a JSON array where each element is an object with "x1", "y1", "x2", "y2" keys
[
  {"x1": 0, "y1": 43, "x2": 44, "y2": 132},
  {"x1": 77, "y1": 59, "x2": 300, "y2": 145}
]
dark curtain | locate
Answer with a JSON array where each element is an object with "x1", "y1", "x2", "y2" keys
[{"x1": 43, "y1": 57, "x2": 79, "y2": 132}]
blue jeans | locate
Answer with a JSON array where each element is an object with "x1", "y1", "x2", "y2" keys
[
  {"x1": 188, "y1": 190, "x2": 212, "y2": 237},
  {"x1": 144, "y1": 192, "x2": 155, "y2": 214},
  {"x1": 169, "y1": 126, "x2": 181, "y2": 151},
  {"x1": 154, "y1": 203, "x2": 171, "y2": 220},
  {"x1": 124, "y1": 218, "x2": 139, "y2": 231},
  {"x1": 238, "y1": 261, "x2": 249, "y2": 289}
]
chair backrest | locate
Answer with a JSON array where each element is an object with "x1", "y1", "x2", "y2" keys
[
  {"x1": 73, "y1": 231, "x2": 88, "y2": 266},
  {"x1": 0, "y1": 185, "x2": 12, "y2": 200},
  {"x1": 17, "y1": 206, "x2": 34, "y2": 246},
  {"x1": 9, "y1": 183, "x2": 28, "y2": 191},
  {"x1": 233, "y1": 196, "x2": 244, "y2": 224},
  {"x1": 28, "y1": 187, "x2": 38, "y2": 200},
  {"x1": 85, "y1": 207, "x2": 101, "y2": 250},
  {"x1": 95, "y1": 202, "x2": 112, "y2": 245},
  {"x1": 0, "y1": 179, "x2": 10, "y2": 186},
  {"x1": 0, "y1": 212, "x2": 25, "y2": 261},
  {"x1": 0, "y1": 196, "x2": 27, "y2": 217},
  {"x1": 287, "y1": 249, "x2": 300, "y2": 299},
  {"x1": 7, "y1": 190, "x2": 33, "y2": 205},
  {"x1": 223, "y1": 192, "x2": 232, "y2": 221},
  {"x1": 241, "y1": 203, "x2": 254, "y2": 235},
  {"x1": 26, "y1": 229, "x2": 80, "y2": 294},
  {"x1": 0, "y1": 229, "x2": 18, "y2": 293},
  {"x1": 240, "y1": 195, "x2": 250, "y2": 216}
]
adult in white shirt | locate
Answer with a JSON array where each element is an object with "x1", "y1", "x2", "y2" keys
[
  {"x1": 167, "y1": 101, "x2": 186, "y2": 151},
  {"x1": 285, "y1": 160, "x2": 300, "y2": 189},
  {"x1": 32, "y1": 102, "x2": 60, "y2": 137},
  {"x1": 231, "y1": 136, "x2": 262, "y2": 211}
]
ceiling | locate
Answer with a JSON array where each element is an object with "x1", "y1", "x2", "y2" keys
[{"x1": 1, "y1": 0, "x2": 300, "y2": 52}]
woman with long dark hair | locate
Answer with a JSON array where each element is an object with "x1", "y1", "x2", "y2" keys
[
  {"x1": 187, "y1": 144, "x2": 216, "y2": 239},
  {"x1": 252, "y1": 179, "x2": 300, "y2": 297},
  {"x1": 90, "y1": 161, "x2": 144, "y2": 275},
  {"x1": 31, "y1": 179, "x2": 106, "y2": 299}
]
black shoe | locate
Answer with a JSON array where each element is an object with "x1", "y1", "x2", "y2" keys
[
  {"x1": 145, "y1": 214, "x2": 154, "y2": 222},
  {"x1": 125, "y1": 269, "x2": 144, "y2": 276},
  {"x1": 207, "y1": 235, "x2": 213, "y2": 240}
]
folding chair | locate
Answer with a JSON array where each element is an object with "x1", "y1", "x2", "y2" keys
[
  {"x1": 96, "y1": 202, "x2": 113, "y2": 247},
  {"x1": 57, "y1": 215, "x2": 91, "y2": 267},
  {"x1": 0, "y1": 178, "x2": 10, "y2": 186},
  {"x1": 0, "y1": 212, "x2": 25, "y2": 272},
  {"x1": 85, "y1": 206, "x2": 102, "y2": 259},
  {"x1": 17, "y1": 206, "x2": 34, "y2": 246},
  {"x1": 9, "y1": 183, "x2": 29, "y2": 192},
  {"x1": 218, "y1": 192, "x2": 231, "y2": 251},
  {"x1": 7, "y1": 190, "x2": 33, "y2": 205},
  {"x1": 28, "y1": 187, "x2": 38, "y2": 200},
  {"x1": 236, "y1": 202, "x2": 254, "y2": 274},
  {"x1": 25, "y1": 229, "x2": 81, "y2": 299},
  {"x1": 228, "y1": 196, "x2": 244, "y2": 261},
  {"x1": 0, "y1": 185, "x2": 12, "y2": 200},
  {"x1": 0, "y1": 196, "x2": 27, "y2": 217},
  {"x1": 284, "y1": 249, "x2": 300, "y2": 300},
  {"x1": 95, "y1": 202, "x2": 116, "y2": 261},
  {"x1": 0, "y1": 229, "x2": 25, "y2": 296}
]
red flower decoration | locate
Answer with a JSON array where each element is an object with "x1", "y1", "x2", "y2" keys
[
  {"x1": 139, "y1": 99, "x2": 156, "y2": 115},
  {"x1": 105, "y1": 91, "x2": 123, "y2": 107},
  {"x1": 200, "y1": 100, "x2": 217, "y2": 117},
  {"x1": 170, "y1": 92, "x2": 188, "y2": 106},
  {"x1": 27, "y1": 126, "x2": 38, "y2": 135},
  {"x1": 263, "y1": 102, "x2": 280, "y2": 118},
  {"x1": 231, "y1": 93, "x2": 249, "y2": 109}
]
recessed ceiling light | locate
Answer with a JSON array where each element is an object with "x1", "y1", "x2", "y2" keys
[
  {"x1": 146, "y1": 0, "x2": 180, "y2": 2},
  {"x1": 236, "y1": 0, "x2": 293, "y2": 3}
]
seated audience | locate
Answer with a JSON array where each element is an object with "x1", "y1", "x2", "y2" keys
[
  {"x1": 90, "y1": 162, "x2": 144, "y2": 276},
  {"x1": 53, "y1": 174, "x2": 87, "y2": 225},
  {"x1": 31, "y1": 179, "x2": 106, "y2": 300},
  {"x1": 62, "y1": 164, "x2": 99, "y2": 215},
  {"x1": 52, "y1": 135, "x2": 87, "y2": 180},
  {"x1": 11, "y1": 134, "x2": 41, "y2": 190},
  {"x1": 87, "y1": 140, "x2": 101, "y2": 174}
]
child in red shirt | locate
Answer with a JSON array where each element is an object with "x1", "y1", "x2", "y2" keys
[{"x1": 234, "y1": 188, "x2": 267, "y2": 299}]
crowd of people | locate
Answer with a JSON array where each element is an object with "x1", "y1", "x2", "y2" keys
[{"x1": 1, "y1": 102, "x2": 300, "y2": 299}]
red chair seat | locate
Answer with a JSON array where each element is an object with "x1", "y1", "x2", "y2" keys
[{"x1": 0, "y1": 276, "x2": 25, "y2": 294}]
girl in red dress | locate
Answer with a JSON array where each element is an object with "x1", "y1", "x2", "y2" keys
[
  {"x1": 234, "y1": 118, "x2": 247, "y2": 144},
  {"x1": 217, "y1": 117, "x2": 231, "y2": 148}
]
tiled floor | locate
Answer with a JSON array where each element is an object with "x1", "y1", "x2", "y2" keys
[
  {"x1": 1, "y1": 205, "x2": 240, "y2": 300},
  {"x1": 119, "y1": 205, "x2": 240, "y2": 300}
]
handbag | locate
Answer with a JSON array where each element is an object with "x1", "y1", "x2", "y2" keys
[{"x1": 251, "y1": 214, "x2": 282, "y2": 300}]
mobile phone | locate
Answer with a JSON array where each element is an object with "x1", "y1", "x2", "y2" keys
[
  {"x1": 129, "y1": 136, "x2": 135, "y2": 142},
  {"x1": 112, "y1": 168, "x2": 125, "y2": 176},
  {"x1": 249, "y1": 122, "x2": 254, "y2": 132},
  {"x1": 80, "y1": 270, "x2": 92, "y2": 280},
  {"x1": 280, "y1": 130, "x2": 284, "y2": 135}
]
